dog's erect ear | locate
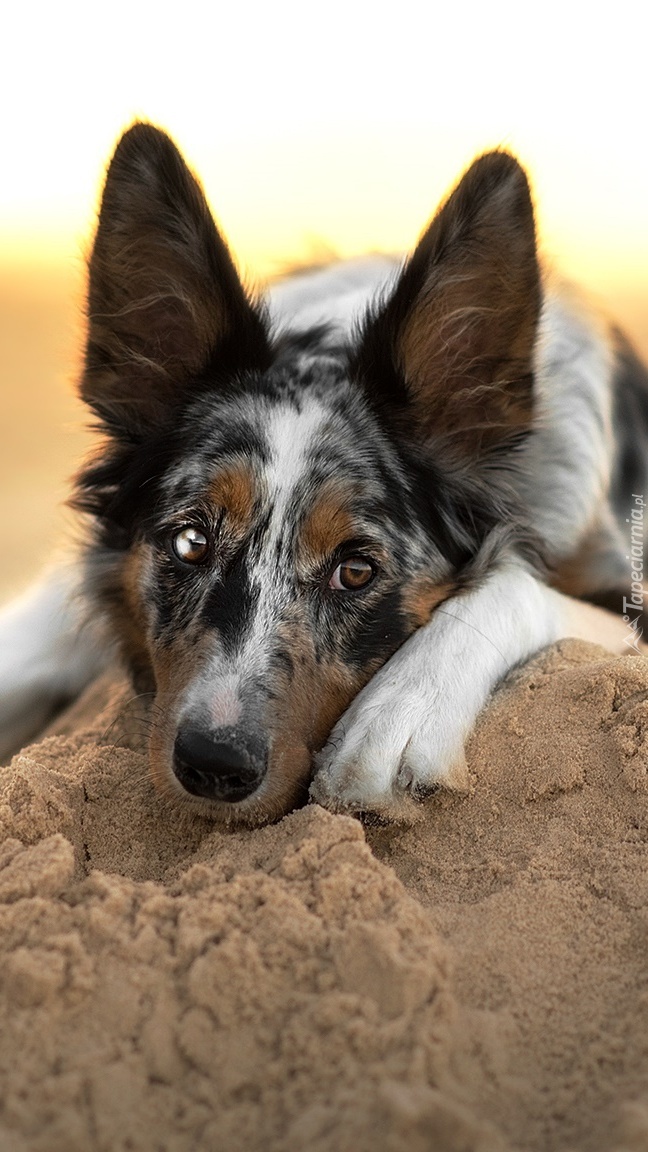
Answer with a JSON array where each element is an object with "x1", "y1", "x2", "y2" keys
[
  {"x1": 354, "y1": 151, "x2": 540, "y2": 459},
  {"x1": 81, "y1": 123, "x2": 270, "y2": 440}
]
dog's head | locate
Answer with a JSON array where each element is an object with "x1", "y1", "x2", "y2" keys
[{"x1": 74, "y1": 124, "x2": 540, "y2": 824}]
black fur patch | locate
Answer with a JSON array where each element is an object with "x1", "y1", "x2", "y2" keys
[
  {"x1": 340, "y1": 585, "x2": 411, "y2": 669},
  {"x1": 201, "y1": 545, "x2": 261, "y2": 655}
]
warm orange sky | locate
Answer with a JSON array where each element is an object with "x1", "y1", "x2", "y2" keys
[{"x1": 1, "y1": 1, "x2": 647, "y2": 296}]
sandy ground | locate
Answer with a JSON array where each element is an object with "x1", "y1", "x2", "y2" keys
[{"x1": 1, "y1": 639, "x2": 648, "y2": 1151}]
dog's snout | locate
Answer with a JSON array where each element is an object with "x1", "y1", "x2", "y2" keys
[{"x1": 173, "y1": 726, "x2": 265, "y2": 802}]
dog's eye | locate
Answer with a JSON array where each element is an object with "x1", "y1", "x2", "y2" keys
[
  {"x1": 172, "y1": 526, "x2": 210, "y2": 565},
  {"x1": 329, "y1": 557, "x2": 375, "y2": 591}
]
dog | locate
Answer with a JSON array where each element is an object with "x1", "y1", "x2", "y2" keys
[{"x1": 0, "y1": 123, "x2": 645, "y2": 825}]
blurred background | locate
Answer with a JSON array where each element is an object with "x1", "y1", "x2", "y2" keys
[{"x1": 1, "y1": 0, "x2": 646, "y2": 600}]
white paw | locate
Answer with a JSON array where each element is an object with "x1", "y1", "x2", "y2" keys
[
  {"x1": 310, "y1": 564, "x2": 551, "y2": 814},
  {"x1": 310, "y1": 662, "x2": 471, "y2": 814}
]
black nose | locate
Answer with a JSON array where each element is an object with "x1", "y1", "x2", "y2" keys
[{"x1": 173, "y1": 726, "x2": 265, "y2": 802}]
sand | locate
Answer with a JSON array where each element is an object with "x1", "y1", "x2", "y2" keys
[{"x1": 1, "y1": 639, "x2": 648, "y2": 1151}]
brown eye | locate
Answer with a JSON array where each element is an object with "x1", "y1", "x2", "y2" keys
[
  {"x1": 172, "y1": 526, "x2": 209, "y2": 565},
  {"x1": 329, "y1": 557, "x2": 376, "y2": 591}
]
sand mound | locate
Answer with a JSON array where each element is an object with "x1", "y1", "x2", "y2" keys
[{"x1": 1, "y1": 640, "x2": 648, "y2": 1151}]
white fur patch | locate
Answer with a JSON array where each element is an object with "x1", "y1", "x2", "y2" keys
[
  {"x1": 209, "y1": 681, "x2": 243, "y2": 729},
  {"x1": 0, "y1": 566, "x2": 109, "y2": 762},
  {"x1": 179, "y1": 670, "x2": 244, "y2": 732},
  {"x1": 516, "y1": 284, "x2": 615, "y2": 559},
  {"x1": 263, "y1": 399, "x2": 328, "y2": 522},
  {"x1": 268, "y1": 255, "x2": 399, "y2": 343},
  {"x1": 234, "y1": 399, "x2": 328, "y2": 667}
]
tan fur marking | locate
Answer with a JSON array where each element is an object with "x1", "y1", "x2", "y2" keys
[
  {"x1": 401, "y1": 577, "x2": 456, "y2": 629},
  {"x1": 261, "y1": 619, "x2": 368, "y2": 812},
  {"x1": 122, "y1": 545, "x2": 146, "y2": 620},
  {"x1": 209, "y1": 462, "x2": 257, "y2": 533},
  {"x1": 299, "y1": 483, "x2": 357, "y2": 568},
  {"x1": 552, "y1": 525, "x2": 627, "y2": 601},
  {"x1": 116, "y1": 544, "x2": 154, "y2": 679}
]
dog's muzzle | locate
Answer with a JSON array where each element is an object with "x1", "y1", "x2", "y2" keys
[{"x1": 173, "y1": 725, "x2": 266, "y2": 802}]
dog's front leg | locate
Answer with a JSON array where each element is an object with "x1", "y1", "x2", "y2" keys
[
  {"x1": 0, "y1": 564, "x2": 109, "y2": 761},
  {"x1": 311, "y1": 560, "x2": 634, "y2": 813}
]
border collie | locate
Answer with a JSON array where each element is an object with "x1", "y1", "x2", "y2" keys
[{"x1": 0, "y1": 124, "x2": 645, "y2": 825}]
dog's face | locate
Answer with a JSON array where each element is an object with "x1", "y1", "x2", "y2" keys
[
  {"x1": 75, "y1": 124, "x2": 540, "y2": 824},
  {"x1": 119, "y1": 374, "x2": 457, "y2": 822}
]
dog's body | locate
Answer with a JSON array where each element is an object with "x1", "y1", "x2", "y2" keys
[{"x1": 0, "y1": 125, "x2": 645, "y2": 823}]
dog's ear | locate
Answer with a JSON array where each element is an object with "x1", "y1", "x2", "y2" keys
[
  {"x1": 81, "y1": 123, "x2": 270, "y2": 441},
  {"x1": 354, "y1": 151, "x2": 540, "y2": 460}
]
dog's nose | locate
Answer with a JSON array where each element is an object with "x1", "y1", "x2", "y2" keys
[{"x1": 173, "y1": 726, "x2": 265, "y2": 802}]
